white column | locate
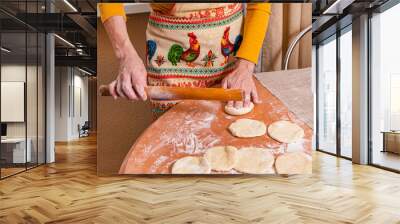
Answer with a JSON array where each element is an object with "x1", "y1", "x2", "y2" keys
[
  {"x1": 352, "y1": 14, "x2": 369, "y2": 164},
  {"x1": 46, "y1": 32, "x2": 55, "y2": 163}
]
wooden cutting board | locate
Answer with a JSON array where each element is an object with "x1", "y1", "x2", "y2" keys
[{"x1": 119, "y1": 79, "x2": 313, "y2": 174}]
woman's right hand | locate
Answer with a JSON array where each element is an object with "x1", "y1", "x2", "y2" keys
[{"x1": 108, "y1": 46, "x2": 148, "y2": 101}]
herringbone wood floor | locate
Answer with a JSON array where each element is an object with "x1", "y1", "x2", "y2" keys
[{"x1": 1, "y1": 135, "x2": 400, "y2": 224}]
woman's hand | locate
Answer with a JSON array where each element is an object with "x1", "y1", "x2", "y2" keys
[
  {"x1": 222, "y1": 59, "x2": 261, "y2": 108},
  {"x1": 103, "y1": 16, "x2": 147, "y2": 101},
  {"x1": 108, "y1": 45, "x2": 147, "y2": 101}
]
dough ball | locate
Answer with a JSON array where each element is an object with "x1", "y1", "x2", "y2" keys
[
  {"x1": 267, "y1": 120, "x2": 304, "y2": 143},
  {"x1": 224, "y1": 102, "x2": 254, "y2": 116},
  {"x1": 228, "y1": 119, "x2": 266, "y2": 138},
  {"x1": 234, "y1": 147, "x2": 275, "y2": 174},
  {"x1": 171, "y1": 156, "x2": 211, "y2": 174},
  {"x1": 204, "y1": 146, "x2": 237, "y2": 171},
  {"x1": 275, "y1": 152, "x2": 312, "y2": 174}
]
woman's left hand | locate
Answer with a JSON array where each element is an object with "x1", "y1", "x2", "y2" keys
[{"x1": 222, "y1": 58, "x2": 261, "y2": 108}]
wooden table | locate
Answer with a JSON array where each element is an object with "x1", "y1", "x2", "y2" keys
[
  {"x1": 119, "y1": 69, "x2": 313, "y2": 174},
  {"x1": 381, "y1": 131, "x2": 400, "y2": 154},
  {"x1": 1, "y1": 138, "x2": 32, "y2": 164}
]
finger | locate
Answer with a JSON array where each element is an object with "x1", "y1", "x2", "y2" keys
[
  {"x1": 227, "y1": 101, "x2": 234, "y2": 107},
  {"x1": 116, "y1": 79, "x2": 127, "y2": 99},
  {"x1": 133, "y1": 83, "x2": 147, "y2": 101},
  {"x1": 243, "y1": 91, "x2": 251, "y2": 107},
  {"x1": 251, "y1": 89, "x2": 261, "y2": 104},
  {"x1": 108, "y1": 81, "x2": 118, "y2": 100},
  {"x1": 222, "y1": 79, "x2": 228, "y2": 89},
  {"x1": 234, "y1": 100, "x2": 243, "y2": 109},
  {"x1": 122, "y1": 78, "x2": 137, "y2": 100}
]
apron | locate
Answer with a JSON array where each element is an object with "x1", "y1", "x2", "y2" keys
[{"x1": 146, "y1": 3, "x2": 244, "y2": 117}]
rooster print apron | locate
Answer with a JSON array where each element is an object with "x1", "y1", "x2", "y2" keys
[{"x1": 146, "y1": 3, "x2": 244, "y2": 117}]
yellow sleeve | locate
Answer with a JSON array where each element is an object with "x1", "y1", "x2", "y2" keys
[
  {"x1": 99, "y1": 3, "x2": 127, "y2": 23},
  {"x1": 236, "y1": 3, "x2": 271, "y2": 64}
]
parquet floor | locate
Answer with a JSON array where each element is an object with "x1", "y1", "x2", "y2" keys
[{"x1": 1, "y1": 134, "x2": 400, "y2": 224}]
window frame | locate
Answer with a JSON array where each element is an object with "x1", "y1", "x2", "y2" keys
[
  {"x1": 315, "y1": 24, "x2": 353, "y2": 161},
  {"x1": 367, "y1": 0, "x2": 400, "y2": 173}
]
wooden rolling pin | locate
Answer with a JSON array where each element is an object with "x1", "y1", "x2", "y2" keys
[{"x1": 99, "y1": 85, "x2": 243, "y2": 101}]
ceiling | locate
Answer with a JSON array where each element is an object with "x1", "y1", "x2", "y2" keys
[
  {"x1": 0, "y1": 0, "x2": 97, "y2": 74},
  {"x1": 312, "y1": 0, "x2": 391, "y2": 44}
]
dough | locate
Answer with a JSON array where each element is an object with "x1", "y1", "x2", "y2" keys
[
  {"x1": 275, "y1": 152, "x2": 312, "y2": 174},
  {"x1": 228, "y1": 118, "x2": 266, "y2": 138},
  {"x1": 204, "y1": 146, "x2": 237, "y2": 171},
  {"x1": 224, "y1": 102, "x2": 254, "y2": 116},
  {"x1": 267, "y1": 120, "x2": 304, "y2": 143},
  {"x1": 234, "y1": 147, "x2": 275, "y2": 174},
  {"x1": 171, "y1": 156, "x2": 211, "y2": 174}
]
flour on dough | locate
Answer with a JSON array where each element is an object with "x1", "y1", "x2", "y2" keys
[
  {"x1": 204, "y1": 146, "x2": 237, "y2": 171},
  {"x1": 224, "y1": 102, "x2": 254, "y2": 116},
  {"x1": 268, "y1": 120, "x2": 304, "y2": 143},
  {"x1": 228, "y1": 118, "x2": 266, "y2": 138},
  {"x1": 171, "y1": 156, "x2": 211, "y2": 174},
  {"x1": 234, "y1": 147, "x2": 275, "y2": 174},
  {"x1": 275, "y1": 152, "x2": 312, "y2": 174}
]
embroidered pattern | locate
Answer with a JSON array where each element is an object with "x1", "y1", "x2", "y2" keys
[
  {"x1": 220, "y1": 26, "x2": 242, "y2": 65},
  {"x1": 201, "y1": 50, "x2": 217, "y2": 67},
  {"x1": 155, "y1": 55, "x2": 166, "y2": 67},
  {"x1": 148, "y1": 10, "x2": 243, "y2": 30},
  {"x1": 147, "y1": 62, "x2": 235, "y2": 76},
  {"x1": 167, "y1": 32, "x2": 200, "y2": 67},
  {"x1": 146, "y1": 4, "x2": 243, "y2": 117},
  {"x1": 146, "y1": 40, "x2": 157, "y2": 62},
  {"x1": 148, "y1": 76, "x2": 223, "y2": 88},
  {"x1": 149, "y1": 3, "x2": 242, "y2": 22}
]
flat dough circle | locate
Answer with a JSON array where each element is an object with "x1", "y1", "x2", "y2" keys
[
  {"x1": 234, "y1": 147, "x2": 275, "y2": 174},
  {"x1": 268, "y1": 120, "x2": 304, "y2": 143},
  {"x1": 224, "y1": 102, "x2": 254, "y2": 116},
  {"x1": 204, "y1": 146, "x2": 237, "y2": 171},
  {"x1": 275, "y1": 152, "x2": 312, "y2": 174},
  {"x1": 171, "y1": 156, "x2": 211, "y2": 174},
  {"x1": 228, "y1": 119, "x2": 266, "y2": 138}
]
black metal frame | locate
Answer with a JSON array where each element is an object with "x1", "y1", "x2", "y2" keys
[
  {"x1": 315, "y1": 0, "x2": 400, "y2": 172},
  {"x1": 315, "y1": 23, "x2": 353, "y2": 162},
  {"x1": 0, "y1": 0, "x2": 47, "y2": 180},
  {"x1": 367, "y1": 0, "x2": 400, "y2": 173}
]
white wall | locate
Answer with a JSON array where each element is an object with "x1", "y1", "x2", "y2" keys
[
  {"x1": 54, "y1": 67, "x2": 89, "y2": 141},
  {"x1": 55, "y1": 66, "x2": 70, "y2": 141},
  {"x1": 1, "y1": 65, "x2": 37, "y2": 138}
]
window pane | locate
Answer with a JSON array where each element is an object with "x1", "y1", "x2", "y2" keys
[
  {"x1": 38, "y1": 32, "x2": 45, "y2": 165},
  {"x1": 340, "y1": 28, "x2": 352, "y2": 158},
  {"x1": 318, "y1": 36, "x2": 337, "y2": 154},
  {"x1": 27, "y1": 31, "x2": 38, "y2": 169},
  {"x1": 1, "y1": 30, "x2": 28, "y2": 177},
  {"x1": 371, "y1": 3, "x2": 400, "y2": 171}
]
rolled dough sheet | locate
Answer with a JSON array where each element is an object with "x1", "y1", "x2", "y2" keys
[
  {"x1": 224, "y1": 102, "x2": 254, "y2": 116},
  {"x1": 234, "y1": 147, "x2": 275, "y2": 174},
  {"x1": 268, "y1": 120, "x2": 304, "y2": 143},
  {"x1": 204, "y1": 146, "x2": 237, "y2": 171},
  {"x1": 275, "y1": 152, "x2": 312, "y2": 174},
  {"x1": 228, "y1": 118, "x2": 266, "y2": 138},
  {"x1": 171, "y1": 156, "x2": 211, "y2": 174}
]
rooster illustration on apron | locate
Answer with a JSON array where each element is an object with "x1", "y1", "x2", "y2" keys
[{"x1": 146, "y1": 3, "x2": 244, "y2": 117}]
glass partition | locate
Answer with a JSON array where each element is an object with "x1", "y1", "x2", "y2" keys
[
  {"x1": 317, "y1": 35, "x2": 337, "y2": 155},
  {"x1": 0, "y1": 0, "x2": 46, "y2": 179},
  {"x1": 38, "y1": 32, "x2": 45, "y2": 165},
  {"x1": 1, "y1": 30, "x2": 28, "y2": 177},
  {"x1": 339, "y1": 27, "x2": 352, "y2": 158},
  {"x1": 370, "y1": 3, "x2": 400, "y2": 171},
  {"x1": 27, "y1": 31, "x2": 38, "y2": 169}
]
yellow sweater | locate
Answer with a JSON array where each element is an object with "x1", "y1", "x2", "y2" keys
[{"x1": 99, "y1": 3, "x2": 270, "y2": 64}]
